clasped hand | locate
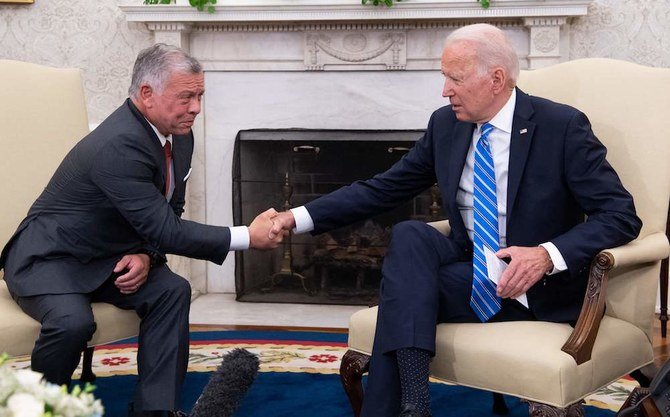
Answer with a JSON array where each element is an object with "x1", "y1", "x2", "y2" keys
[{"x1": 248, "y1": 209, "x2": 295, "y2": 250}]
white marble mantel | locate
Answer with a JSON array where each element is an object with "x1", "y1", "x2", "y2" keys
[
  {"x1": 119, "y1": 0, "x2": 590, "y2": 295},
  {"x1": 120, "y1": 0, "x2": 591, "y2": 71},
  {"x1": 120, "y1": 0, "x2": 590, "y2": 22}
]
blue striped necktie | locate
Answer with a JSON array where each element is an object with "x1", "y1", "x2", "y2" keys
[{"x1": 470, "y1": 122, "x2": 502, "y2": 322}]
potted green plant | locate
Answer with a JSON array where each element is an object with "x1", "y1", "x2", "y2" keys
[{"x1": 143, "y1": 0, "x2": 217, "y2": 13}]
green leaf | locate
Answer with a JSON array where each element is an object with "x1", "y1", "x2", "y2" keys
[{"x1": 83, "y1": 382, "x2": 97, "y2": 394}]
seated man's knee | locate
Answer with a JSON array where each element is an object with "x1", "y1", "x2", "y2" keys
[
  {"x1": 163, "y1": 273, "x2": 192, "y2": 304},
  {"x1": 390, "y1": 220, "x2": 431, "y2": 245},
  {"x1": 43, "y1": 315, "x2": 96, "y2": 347}
]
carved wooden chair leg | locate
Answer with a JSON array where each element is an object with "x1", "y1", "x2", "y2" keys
[
  {"x1": 80, "y1": 346, "x2": 96, "y2": 383},
  {"x1": 525, "y1": 400, "x2": 585, "y2": 417},
  {"x1": 492, "y1": 392, "x2": 509, "y2": 415},
  {"x1": 340, "y1": 350, "x2": 371, "y2": 417}
]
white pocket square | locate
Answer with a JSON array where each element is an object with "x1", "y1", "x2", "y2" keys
[{"x1": 183, "y1": 168, "x2": 192, "y2": 181}]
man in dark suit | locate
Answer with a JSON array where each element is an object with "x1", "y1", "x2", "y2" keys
[
  {"x1": 0, "y1": 44, "x2": 283, "y2": 417},
  {"x1": 269, "y1": 24, "x2": 641, "y2": 417}
]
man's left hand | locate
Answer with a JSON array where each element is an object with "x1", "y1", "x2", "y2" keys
[
  {"x1": 495, "y1": 246, "x2": 552, "y2": 300},
  {"x1": 114, "y1": 253, "x2": 151, "y2": 294}
]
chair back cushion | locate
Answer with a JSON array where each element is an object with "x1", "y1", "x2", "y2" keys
[
  {"x1": 0, "y1": 60, "x2": 89, "y2": 249},
  {"x1": 0, "y1": 61, "x2": 140, "y2": 354},
  {"x1": 517, "y1": 59, "x2": 670, "y2": 337}
]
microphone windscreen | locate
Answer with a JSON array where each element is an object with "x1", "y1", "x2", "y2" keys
[{"x1": 190, "y1": 348, "x2": 260, "y2": 417}]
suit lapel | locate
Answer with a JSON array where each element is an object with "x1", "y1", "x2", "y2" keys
[
  {"x1": 171, "y1": 135, "x2": 188, "y2": 193},
  {"x1": 507, "y1": 89, "x2": 536, "y2": 222},
  {"x1": 126, "y1": 99, "x2": 172, "y2": 195}
]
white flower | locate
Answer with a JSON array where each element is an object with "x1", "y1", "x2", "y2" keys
[
  {"x1": 0, "y1": 368, "x2": 18, "y2": 403},
  {"x1": 0, "y1": 354, "x2": 104, "y2": 417},
  {"x1": 13, "y1": 369, "x2": 43, "y2": 392},
  {"x1": 6, "y1": 392, "x2": 44, "y2": 417},
  {"x1": 13, "y1": 369, "x2": 42, "y2": 386}
]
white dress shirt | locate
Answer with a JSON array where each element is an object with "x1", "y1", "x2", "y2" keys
[{"x1": 291, "y1": 90, "x2": 567, "y2": 274}]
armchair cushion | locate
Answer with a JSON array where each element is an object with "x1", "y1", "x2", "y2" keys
[
  {"x1": 0, "y1": 280, "x2": 139, "y2": 357},
  {"x1": 348, "y1": 306, "x2": 653, "y2": 407}
]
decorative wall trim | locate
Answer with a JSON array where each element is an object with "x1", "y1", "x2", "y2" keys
[
  {"x1": 304, "y1": 31, "x2": 406, "y2": 70},
  {"x1": 118, "y1": 0, "x2": 590, "y2": 23},
  {"x1": 193, "y1": 20, "x2": 522, "y2": 33}
]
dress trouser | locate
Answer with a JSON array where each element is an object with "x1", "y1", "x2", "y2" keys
[
  {"x1": 14, "y1": 264, "x2": 191, "y2": 412},
  {"x1": 360, "y1": 221, "x2": 535, "y2": 417}
]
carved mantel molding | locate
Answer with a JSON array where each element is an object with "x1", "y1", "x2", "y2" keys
[
  {"x1": 119, "y1": 0, "x2": 590, "y2": 23},
  {"x1": 118, "y1": 0, "x2": 591, "y2": 69}
]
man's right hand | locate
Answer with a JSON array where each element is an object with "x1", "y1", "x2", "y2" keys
[
  {"x1": 269, "y1": 211, "x2": 296, "y2": 240},
  {"x1": 248, "y1": 208, "x2": 287, "y2": 250}
]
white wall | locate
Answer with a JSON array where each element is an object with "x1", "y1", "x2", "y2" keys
[{"x1": 1, "y1": 0, "x2": 669, "y2": 125}]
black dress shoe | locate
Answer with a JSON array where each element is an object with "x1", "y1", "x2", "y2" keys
[{"x1": 398, "y1": 404, "x2": 431, "y2": 417}]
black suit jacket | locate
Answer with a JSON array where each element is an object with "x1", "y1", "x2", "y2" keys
[
  {"x1": 305, "y1": 89, "x2": 641, "y2": 322},
  {"x1": 0, "y1": 99, "x2": 230, "y2": 297}
]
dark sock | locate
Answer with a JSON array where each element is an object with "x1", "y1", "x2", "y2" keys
[{"x1": 396, "y1": 347, "x2": 431, "y2": 414}]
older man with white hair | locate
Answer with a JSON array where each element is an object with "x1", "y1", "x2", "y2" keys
[{"x1": 269, "y1": 23, "x2": 641, "y2": 416}]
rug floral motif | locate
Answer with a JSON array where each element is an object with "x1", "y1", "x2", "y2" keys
[{"x1": 5, "y1": 332, "x2": 635, "y2": 413}]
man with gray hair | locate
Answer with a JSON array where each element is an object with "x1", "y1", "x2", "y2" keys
[
  {"x1": 0, "y1": 44, "x2": 283, "y2": 417},
  {"x1": 269, "y1": 23, "x2": 640, "y2": 416}
]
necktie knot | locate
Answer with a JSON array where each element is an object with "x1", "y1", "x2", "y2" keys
[
  {"x1": 164, "y1": 141, "x2": 172, "y2": 158},
  {"x1": 479, "y1": 123, "x2": 494, "y2": 145}
]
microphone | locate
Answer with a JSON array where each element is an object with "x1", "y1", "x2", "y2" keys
[{"x1": 189, "y1": 348, "x2": 260, "y2": 417}]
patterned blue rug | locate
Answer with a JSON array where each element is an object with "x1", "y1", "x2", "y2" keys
[{"x1": 18, "y1": 330, "x2": 621, "y2": 417}]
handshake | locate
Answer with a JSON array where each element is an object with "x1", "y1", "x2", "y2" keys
[{"x1": 247, "y1": 208, "x2": 297, "y2": 250}]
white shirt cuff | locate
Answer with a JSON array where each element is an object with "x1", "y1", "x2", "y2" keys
[
  {"x1": 229, "y1": 226, "x2": 250, "y2": 251},
  {"x1": 290, "y1": 206, "x2": 314, "y2": 234},
  {"x1": 539, "y1": 242, "x2": 568, "y2": 275}
]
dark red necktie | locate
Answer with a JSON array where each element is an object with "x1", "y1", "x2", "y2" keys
[{"x1": 163, "y1": 141, "x2": 172, "y2": 198}]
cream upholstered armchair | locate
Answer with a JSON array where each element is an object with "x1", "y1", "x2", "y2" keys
[
  {"x1": 0, "y1": 60, "x2": 140, "y2": 380},
  {"x1": 340, "y1": 58, "x2": 670, "y2": 416}
]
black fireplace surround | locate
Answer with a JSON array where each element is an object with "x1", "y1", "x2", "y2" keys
[{"x1": 233, "y1": 129, "x2": 443, "y2": 305}]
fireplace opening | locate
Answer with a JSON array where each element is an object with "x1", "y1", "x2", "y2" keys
[{"x1": 233, "y1": 129, "x2": 443, "y2": 305}]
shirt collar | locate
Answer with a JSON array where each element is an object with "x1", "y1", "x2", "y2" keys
[
  {"x1": 479, "y1": 88, "x2": 516, "y2": 134},
  {"x1": 145, "y1": 118, "x2": 173, "y2": 147}
]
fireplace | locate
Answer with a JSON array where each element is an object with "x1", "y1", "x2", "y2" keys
[
  {"x1": 233, "y1": 129, "x2": 441, "y2": 305},
  {"x1": 120, "y1": 0, "x2": 591, "y2": 297}
]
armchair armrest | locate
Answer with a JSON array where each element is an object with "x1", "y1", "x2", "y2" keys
[
  {"x1": 562, "y1": 232, "x2": 670, "y2": 364},
  {"x1": 607, "y1": 232, "x2": 670, "y2": 268}
]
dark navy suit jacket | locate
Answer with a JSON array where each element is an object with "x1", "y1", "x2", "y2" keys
[
  {"x1": 305, "y1": 89, "x2": 641, "y2": 323},
  {"x1": 0, "y1": 99, "x2": 231, "y2": 297}
]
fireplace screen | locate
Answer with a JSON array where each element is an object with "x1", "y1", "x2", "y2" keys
[{"x1": 233, "y1": 129, "x2": 443, "y2": 305}]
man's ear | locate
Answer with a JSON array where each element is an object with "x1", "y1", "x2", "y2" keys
[
  {"x1": 491, "y1": 67, "x2": 507, "y2": 94},
  {"x1": 138, "y1": 84, "x2": 154, "y2": 108}
]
